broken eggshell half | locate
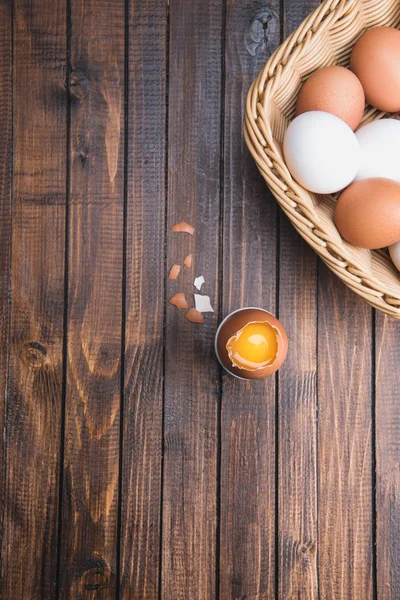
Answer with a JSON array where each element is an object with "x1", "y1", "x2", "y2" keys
[{"x1": 215, "y1": 307, "x2": 288, "y2": 380}]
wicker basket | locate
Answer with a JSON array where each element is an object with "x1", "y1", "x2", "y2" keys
[{"x1": 245, "y1": 0, "x2": 400, "y2": 318}]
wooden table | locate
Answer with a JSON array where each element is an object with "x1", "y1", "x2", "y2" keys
[{"x1": 1, "y1": 0, "x2": 398, "y2": 598}]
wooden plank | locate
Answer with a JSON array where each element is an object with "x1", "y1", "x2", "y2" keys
[
  {"x1": 0, "y1": 0, "x2": 13, "y2": 530},
  {"x1": 219, "y1": 1, "x2": 280, "y2": 599},
  {"x1": 277, "y1": 231, "x2": 317, "y2": 600},
  {"x1": 58, "y1": 0, "x2": 124, "y2": 596},
  {"x1": 1, "y1": 0, "x2": 67, "y2": 597},
  {"x1": 283, "y1": 0, "x2": 320, "y2": 34},
  {"x1": 277, "y1": 4, "x2": 319, "y2": 600},
  {"x1": 317, "y1": 269, "x2": 373, "y2": 600},
  {"x1": 162, "y1": 1, "x2": 223, "y2": 598},
  {"x1": 375, "y1": 314, "x2": 400, "y2": 600},
  {"x1": 118, "y1": 1, "x2": 167, "y2": 599}
]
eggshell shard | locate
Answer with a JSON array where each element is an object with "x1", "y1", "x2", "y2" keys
[
  {"x1": 334, "y1": 178, "x2": 400, "y2": 249},
  {"x1": 350, "y1": 26, "x2": 400, "y2": 113},
  {"x1": 295, "y1": 66, "x2": 365, "y2": 131},
  {"x1": 169, "y1": 264, "x2": 181, "y2": 280},
  {"x1": 194, "y1": 294, "x2": 214, "y2": 313},
  {"x1": 185, "y1": 308, "x2": 204, "y2": 324},
  {"x1": 171, "y1": 221, "x2": 195, "y2": 235},
  {"x1": 215, "y1": 308, "x2": 288, "y2": 380},
  {"x1": 184, "y1": 253, "x2": 192, "y2": 269},
  {"x1": 194, "y1": 275, "x2": 205, "y2": 290},
  {"x1": 169, "y1": 292, "x2": 189, "y2": 310}
]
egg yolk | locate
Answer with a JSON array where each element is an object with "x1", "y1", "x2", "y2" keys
[{"x1": 226, "y1": 321, "x2": 278, "y2": 371}]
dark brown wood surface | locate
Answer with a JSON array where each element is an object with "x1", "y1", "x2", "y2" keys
[
  {"x1": 163, "y1": 2, "x2": 222, "y2": 598},
  {"x1": 0, "y1": 0, "x2": 12, "y2": 572},
  {"x1": 0, "y1": 0, "x2": 399, "y2": 599},
  {"x1": 118, "y1": 1, "x2": 167, "y2": 599},
  {"x1": 2, "y1": 0, "x2": 67, "y2": 597},
  {"x1": 277, "y1": 4, "x2": 319, "y2": 599},
  {"x1": 220, "y1": 1, "x2": 279, "y2": 598},
  {"x1": 59, "y1": 0, "x2": 125, "y2": 597},
  {"x1": 376, "y1": 313, "x2": 400, "y2": 600}
]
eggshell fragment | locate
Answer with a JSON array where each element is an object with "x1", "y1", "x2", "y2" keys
[
  {"x1": 169, "y1": 264, "x2": 181, "y2": 280},
  {"x1": 296, "y1": 66, "x2": 365, "y2": 130},
  {"x1": 194, "y1": 294, "x2": 214, "y2": 313},
  {"x1": 194, "y1": 275, "x2": 205, "y2": 290},
  {"x1": 184, "y1": 254, "x2": 192, "y2": 269},
  {"x1": 185, "y1": 308, "x2": 204, "y2": 323},
  {"x1": 169, "y1": 292, "x2": 189, "y2": 309},
  {"x1": 171, "y1": 221, "x2": 195, "y2": 235},
  {"x1": 334, "y1": 178, "x2": 400, "y2": 248},
  {"x1": 350, "y1": 26, "x2": 400, "y2": 112}
]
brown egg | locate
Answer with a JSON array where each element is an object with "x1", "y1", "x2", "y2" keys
[
  {"x1": 215, "y1": 308, "x2": 288, "y2": 380},
  {"x1": 350, "y1": 27, "x2": 400, "y2": 112},
  {"x1": 296, "y1": 66, "x2": 365, "y2": 130},
  {"x1": 334, "y1": 178, "x2": 400, "y2": 248}
]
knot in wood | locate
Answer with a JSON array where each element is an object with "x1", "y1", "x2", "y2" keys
[
  {"x1": 70, "y1": 69, "x2": 88, "y2": 101},
  {"x1": 246, "y1": 9, "x2": 279, "y2": 56},
  {"x1": 79, "y1": 565, "x2": 112, "y2": 596},
  {"x1": 22, "y1": 341, "x2": 47, "y2": 368},
  {"x1": 75, "y1": 135, "x2": 91, "y2": 167}
]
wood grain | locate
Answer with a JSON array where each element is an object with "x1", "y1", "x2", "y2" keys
[
  {"x1": 277, "y1": 4, "x2": 319, "y2": 600},
  {"x1": 162, "y1": 1, "x2": 223, "y2": 598},
  {"x1": 1, "y1": 0, "x2": 67, "y2": 597},
  {"x1": 118, "y1": 1, "x2": 167, "y2": 599},
  {"x1": 278, "y1": 228, "x2": 317, "y2": 600},
  {"x1": 283, "y1": 0, "x2": 320, "y2": 34},
  {"x1": 59, "y1": 0, "x2": 124, "y2": 597},
  {"x1": 0, "y1": 0, "x2": 12, "y2": 534},
  {"x1": 375, "y1": 314, "x2": 400, "y2": 600},
  {"x1": 318, "y1": 268, "x2": 373, "y2": 600},
  {"x1": 0, "y1": 2, "x2": 395, "y2": 598},
  {"x1": 219, "y1": 1, "x2": 280, "y2": 599}
]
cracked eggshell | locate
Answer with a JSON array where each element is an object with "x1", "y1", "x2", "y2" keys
[
  {"x1": 194, "y1": 294, "x2": 214, "y2": 313},
  {"x1": 169, "y1": 264, "x2": 181, "y2": 280},
  {"x1": 185, "y1": 308, "x2": 204, "y2": 323},
  {"x1": 194, "y1": 275, "x2": 205, "y2": 290},
  {"x1": 169, "y1": 292, "x2": 189, "y2": 310},
  {"x1": 215, "y1": 307, "x2": 288, "y2": 380}
]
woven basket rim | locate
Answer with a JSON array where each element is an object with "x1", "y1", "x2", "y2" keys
[{"x1": 244, "y1": 0, "x2": 400, "y2": 318}]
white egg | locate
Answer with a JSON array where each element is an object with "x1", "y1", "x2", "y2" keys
[
  {"x1": 389, "y1": 240, "x2": 400, "y2": 272},
  {"x1": 283, "y1": 111, "x2": 360, "y2": 194},
  {"x1": 355, "y1": 119, "x2": 400, "y2": 182}
]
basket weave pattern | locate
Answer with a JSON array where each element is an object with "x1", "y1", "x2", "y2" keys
[{"x1": 245, "y1": 0, "x2": 400, "y2": 317}]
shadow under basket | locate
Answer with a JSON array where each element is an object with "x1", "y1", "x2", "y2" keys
[{"x1": 244, "y1": 0, "x2": 400, "y2": 318}]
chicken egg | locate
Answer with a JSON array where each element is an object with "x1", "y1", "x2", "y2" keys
[
  {"x1": 215, "y1": 308, "x2": 288, "y2": 380},
  {"x1": 335, "y1": 178, "x2": 400, "y2": 249},
  {"x1": 296, "y1": 66, "x2": 365, "y2": 130},
  {"x1": 355, "y1": 119, "x2": 400, "y2": 182},
  {"x1": 350, "y1": 26, "x2": 400, "y2": 113},
  {"x1": 389, "y1": 241, "x2": 400, "y2": 272},
  {"x1": 283, "y1": 111, "x2": 360, "y2": 194}
]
